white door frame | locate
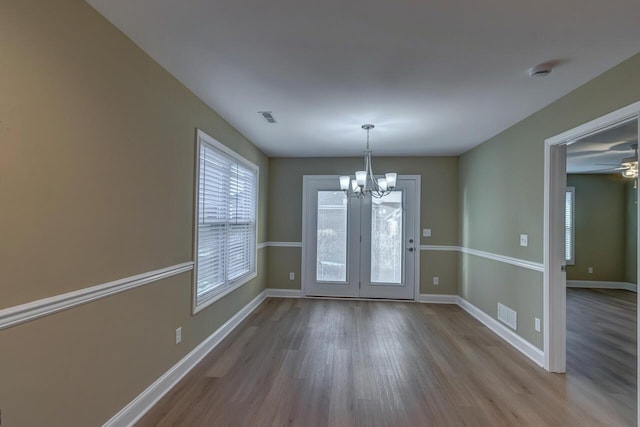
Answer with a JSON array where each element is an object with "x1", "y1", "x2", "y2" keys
[
  {"x1": 301, "y1": 175, "x2": 421, "y2": 301},
  {"x1": 544, "y1": 101, "x2": 640, "y2": 373}
]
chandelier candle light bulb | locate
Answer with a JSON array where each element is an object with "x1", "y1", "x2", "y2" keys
[
  {"x1": 339, "y1": 176, "x2": 351, "y2": 190},
  {"x1": 385, "y1": 173, "x2": 397, "y2": 188},
  {"x1": 339, "y1": 124, "x2": 398, "y2": 199},
  {"x1": 378, "y1": 177, "x2": 388, "y2": 191}
]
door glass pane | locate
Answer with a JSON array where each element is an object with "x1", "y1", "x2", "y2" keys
[
  {"x1": 371, "y1": 191, "x2": 403, "y2": 284},
  {"x1": 316, "y1": 191, "x2": 348, "y2": 282}
]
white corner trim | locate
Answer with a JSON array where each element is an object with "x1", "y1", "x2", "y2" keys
[
  {"x1": 567, "y1": 280, "x2": 637, "y2": 292},
  {"x1": 103, "y1": 290, "x2": 267, "y2": 427},
  {"x1": 420, "y1": 245, "x2": 460, "y2": 251},
  {"x1": 267, "y1": 241, "x2": 303, "y2": 248},
  {"x1": 0, "y1": 262, "x2": 194, "y2": 331},
  {"x1": 460, "y1": 247, "x2": 544, "y2": 272},
  {"x1": 457, "y1": 297, "x2": 544, "y2": 367},
  {"x1": 418, "y1": 294, "x2": 459, "y2": 304},
  {"x1": 266, "y1": 288, "x2": 303, "y2": 298}
]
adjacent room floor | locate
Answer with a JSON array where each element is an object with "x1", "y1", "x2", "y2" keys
[
  {"x1": 139, "y1": 297, "x2": 634, "y2": 426},
  {"x1": 566, "y1": 288, "x2": 637, "y2": 427}
]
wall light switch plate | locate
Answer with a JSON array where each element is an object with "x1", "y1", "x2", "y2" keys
[
  {"x1": 289, "y1": 272, "x2": 295, "y2": 280},
  {"x1": 423, "y1": 229, "x2": 432, "y2": 237},
  {"x1": 175, "y1": 327, "x2": 182, "y2": 344},
  {"x1": 588, "y1": 267, "x2": 593, "y2": 274},
  {"x1": 433, "y1": 277, "x2": 439, "y2": 285},
  {"x1": 535, "y1": 317, "x2": 541, "y2": 332},
  {"x1": 519, "y1": 234, "x2": 528, "y2": 247}
]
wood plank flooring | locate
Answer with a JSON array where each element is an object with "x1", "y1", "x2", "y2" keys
[
  {"x1": 138, "y1": 297, "x2": 635, "y2": 426},
  {"x1": 566, "y1": 288, "x2": 637, "y2": 426}
]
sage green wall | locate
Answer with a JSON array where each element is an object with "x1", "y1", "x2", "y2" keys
[
  {"x1": 566, "y1": 174, "x2": 625, "y2": 281},
  {"x1": 625, "y1": 180, "x2": 638, "y2": 284},
  {"x1": 268, "y1": 157, "x2": 458, "y2": 295},
  {"x1": 0, "y1": 1, "x2": 268, "y2": 425},
  {"x1": 460, "y1": 254, "x2": 543, "y2": 349},
  {"x1": 459, "y1": 53, "x2": 640, "y2": 350}
]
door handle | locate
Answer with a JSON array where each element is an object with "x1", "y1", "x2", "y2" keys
[{"x1": 408, "y1": 247, "x2": 414, "y2": 252}]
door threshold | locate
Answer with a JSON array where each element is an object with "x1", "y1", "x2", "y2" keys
[{"x1": 304, "y1": 295, "x2": 416, "y2": 302}]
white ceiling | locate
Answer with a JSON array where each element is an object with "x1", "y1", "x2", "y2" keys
[
  {"x1": 567, "y1": 119, "x2": 638, "y2": 174},
  {"x1": 86, "y1": 0, "x2": 640, "y2": 157}
]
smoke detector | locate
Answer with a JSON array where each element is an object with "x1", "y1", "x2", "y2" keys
[
  {"x1": 258, "y1": 111, "x2": 277, "y2": 123},
  {"x1": 529, "y1": 63, "x2": 553, "y2": 78}
]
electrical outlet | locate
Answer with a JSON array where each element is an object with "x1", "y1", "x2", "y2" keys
[
  {"x1": 519, "y1": 234, "x2": 528, "y2": 247},
  {"x1": 423, "y1": 228, "x2": 432, "y2": 237},
  {"x1": 433, "y1": 277, "x2": 439, "y2": 285},
  {"x1": 175, "y1": 327, "x2": 182, "y2": 344},
  {"x1": 289, "y1": 272, "x2": 295, "y2": 280},
  {"x1": 535, "y1": 317, "x2": 541, "y2": 332},
  {"x1": 588, "y1": 267, "x2": 593, "y2": 274}
]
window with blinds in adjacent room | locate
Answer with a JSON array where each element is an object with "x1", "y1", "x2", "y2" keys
[
  {"x1": 194, "y1": 130, "x2": 258, "y2": 312},
  {"x1": 565, "y1": 186, "x2": 575, "y2": 265}
]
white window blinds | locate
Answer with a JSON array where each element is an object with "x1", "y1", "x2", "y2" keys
[
  {"x1": 195, "y1": 130, "x2": 258, "y2": 310},
  {"x1": 565, "y1": 187, "x2": 575, "y2": 265}
]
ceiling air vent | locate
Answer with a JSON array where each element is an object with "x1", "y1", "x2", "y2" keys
[{"x1": 258, "y1": 111, "x2": 277, "y2": 124}]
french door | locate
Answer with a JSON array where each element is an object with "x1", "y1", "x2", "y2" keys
[{"x1": 302, "y1": 175, "x2": 419, "y2": 300}]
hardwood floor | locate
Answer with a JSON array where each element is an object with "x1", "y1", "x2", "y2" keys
[
  {"x1": 567, "y1": 288, "x2": 637, "y2": 426},
  {"x1": 138, "y1": 297, "x2": 635, "y2": 426}
]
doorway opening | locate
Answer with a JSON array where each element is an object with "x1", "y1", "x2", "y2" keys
[
  {"x1": 301, "y1": 175, "x2": 420, "y2": 300},
  {"x1": 565, "y1": 119, "x2": 638, "y2": 424},
  {"x1": 545, "y1": 101, "x2": 640, "y2": 422}
]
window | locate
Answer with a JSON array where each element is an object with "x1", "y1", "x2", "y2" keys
[
  {"x1": 565, "y1": 186, "x2": 575, "y2": 265},
  {"x1": 316, "y1": 191, "x2": 348, "y2": 282},
  {"x1": 194, "y1": 130, "x2": 258, "y2": 312}
]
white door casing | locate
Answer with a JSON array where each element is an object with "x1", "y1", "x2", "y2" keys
[
  {"x1": 544, "y1": 101, "x2": 640, "y2": 374},
  {"x1": 302, "y1": 175, "x2": 420, "y2": 300}
]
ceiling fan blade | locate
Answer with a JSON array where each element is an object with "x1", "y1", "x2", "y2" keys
[{"x1": 580, "y1": 167, "x2": 625, "y2": 173}]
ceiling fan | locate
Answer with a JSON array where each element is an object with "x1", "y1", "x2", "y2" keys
[{"x1": 588, "y1": 143, "x2": 638, "y2": 178}]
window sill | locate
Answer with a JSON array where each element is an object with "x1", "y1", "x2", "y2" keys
[{"x1": 192, "y1": 271, "x2": 258, "y2": 314}]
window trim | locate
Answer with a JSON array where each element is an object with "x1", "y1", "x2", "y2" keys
[
  {"x1": 565, "y1": 186, "x2": 575, "y2": 266},
  {"x1": 192, "y1": 129, "x2": 259, "y2": 314}
]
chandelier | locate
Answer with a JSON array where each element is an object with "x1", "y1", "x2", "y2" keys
[{"x1": 339, "y1": 124, "x2": 397, "y2": 198}]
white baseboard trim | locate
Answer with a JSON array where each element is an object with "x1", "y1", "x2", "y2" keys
[
  {"x1": 417, "y1": 294, "x2": 543, "y2": 367},
  {"x1": 266, "y1": 288, "x2": 303, "y2": 298},
  {"x1": 0, "y1": 262, "x2": 194, "y2": 331},
  {"x1": 567, "y1": 280, "x2": 637, "y2": 292},
  {"x1": 418, "y1": 294, "x2": 459, "y2": 304},
  {"x1": 457, "y1": 297, "x2": 544, "y2": 367},
  {"x1": 106, "y1": 288, "x2": 544, "y2": 426},
  {"x1": 103, "y1": 290, "x2": 267, "y2": 427}
]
